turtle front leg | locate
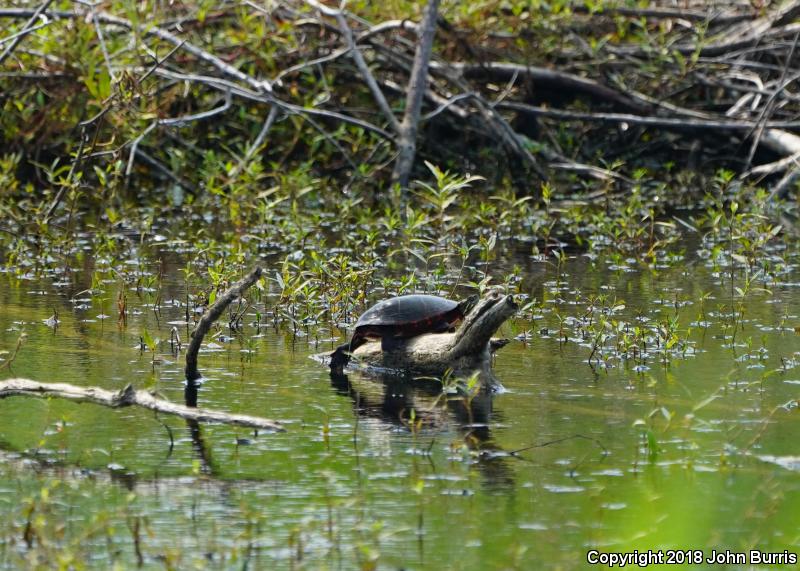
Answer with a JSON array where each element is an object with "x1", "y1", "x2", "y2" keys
[
  {"x1": 329, "y1": 334, "x2": 367, "y2": 373},
  {"x1": 329, "y1": 342, "x2": 352, "y2": 373}
]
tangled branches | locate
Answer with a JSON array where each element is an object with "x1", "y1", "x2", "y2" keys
[{"x1": 1, "y1": 1, "x2": 800, "y2": 200}]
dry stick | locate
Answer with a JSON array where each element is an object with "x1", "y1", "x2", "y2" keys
[
  {"x1": 149, "y1": 68, "x2": 392, "y2": 140},
  {"x1": 228, "y1": 104, "x2": 279, "y2": 181},
  {"x1": 0, "y1": 0, "x2": 55, "y2": 65},
  {"x1": 274, "y1": 46, "x2": 349, "y2": 82},
  {"x1": 0, "y1": 19, "x2": 52, "y2": 46},
  {"x1": 744, "y1": 150, "x2": 800, "y2": 178},
  {"x1": 79, "y1": 41, "x2": 185, "y2": 131},
  {"x1": 452, "y1": 62, "x2": 652, "y2": 115},
  {"x1": 306, "y1": 0, "x2": 400, "y2": 134},
  {"x1": 768, "y1": 167, "x2": 800, "y2": 201},
  {"x1": 392, "y1": 0, "x2": 439, "y2": 188},
  {"x1": 135, "y1": 149, "x2": 195, "y2": 191},
  {"x1": 185, "y1": 266, "x2": 264, "y2": 382},
  {"x1": 43, "y1": 128, "x2": 86, "y2": 223},
  {"x1": 0, "y1": 379, "x2": 283, "y2": 431},
  {"x1": 396, "y1": 52, "x2": 547, "y2": 178},
  {"x1": 495, "y1": 101, "x2": 800, "y2": 132},
  {"x1": 569, "y1": 4, "x2": 750, "y2": 24},
  {"x1": 391, "y1": 0, "x2": 440, "y2": 189},
  {"x1": 0, "y1": 9, "x2": 393, "y2": 142},
  {"x1": 127, "y1": 91, "x2": 232, "y2": 176},
  {"x1": 90, "y1": 10, "x2": 273, "y2": 94},
  {"x1": 744, "y1": 31, "x2": 800, "y2": 170},
  {"x1": 601, "y1": 0, "x2": 800, "y2": 58},
  {"x1": 91, "y1": 10, "x2": 116, "y2": 83},
  {"x1": 358, "y1": 19, "x2": 419, "y2": 43}
]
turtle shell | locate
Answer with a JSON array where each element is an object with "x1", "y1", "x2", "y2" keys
[{"x1": 355, "y1": 294, "x2": 461, "y2": 335}]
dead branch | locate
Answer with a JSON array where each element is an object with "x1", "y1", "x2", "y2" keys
[
  {"x1": 0, "y1": 378, "x2": 283, "y2": 431},
  {"x1": 496, "y1": 101, "x2": 800, "y2": 132},
  {"x1": 306, "y1": 0, "x2": 400, "y2": 133},
  {"x1": 3, "y1": 0, "x2": 800, "y2": 198},
  {"x1": 185, "y1": 266, "x2": 263, "y2": 381},
  {"x1": 0, "y1": 0, "x2": 55, "y2": 65},
  {"x1": 451, "y1": 62, "x2": 653, "y2": 114},
  {"x1": 392, "y1": 0, "x2": 441, "y2": 189}
]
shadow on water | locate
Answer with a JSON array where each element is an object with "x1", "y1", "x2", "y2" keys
[{"x1": 329, "y1": 370, "x2": 517, "y2": 490}]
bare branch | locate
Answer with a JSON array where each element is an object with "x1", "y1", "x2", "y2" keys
[
  {"x1": 392, "y1": 0, "x2": 441, "y2": 188},
  {"x1": 186, "y1": 267, "x2": 264, "y2": 382},
  {"x1": 0, "y1": 379, "x2": 283, "y2": 431},
  {"x1": 229, "y1": 105, "x2": 280, "y2": 181},
  {"x1": 305, "y1": 0, "x2": 400, "y2": 133},
  {"x1": 0, "y1": 0, "x2": 55, "y2": 65}
]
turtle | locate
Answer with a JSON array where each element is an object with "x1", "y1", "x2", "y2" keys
[{"x1": 329, "y1": 294, "x2": 478, "y2": 372}]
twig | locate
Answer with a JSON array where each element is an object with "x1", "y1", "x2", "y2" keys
[
  {"x1": 768, "y1": 167, "x2": 800, "y2": 201},
  {"x1": 228, "y1": 104, "x2": 279, "y2": 181},
  {"x1": 0, "y1": 0, "x2": 55, "y2": 66},
  {"x1": 133, "y1": 149, "x2": 195, "y2": 191},
  {"x1": 744, "y1": 32, "x2": 800, "y2": 170},
  {"x1": 742, "y1": 150, "x2": 800, "y2": 179},
  {"x1": 496, "y1": 101, "x2": 800, "y2": 131},
  {"x1": 126, "y1": 122, "x2": 157, "y2": 178},
  {"x1": 0, "y1": 333, "x2": 27, "y2": 371},
  {"x1": 451, "y1": 61, "x2": 652, "y2": 115},
  {"x1": 159, "y1": 89, "x2": 232, "y2": 126},
  {"x1": 125, "y1": 91, "x2": 231, "y2": 179},
  {"x1": 0, "y1": 19, "x2": 52, "y2": 46},
  {"x1": 43, "y1": 128, "x2": 86, "y2": 223},
  {"x1": 306, "y1": 0, "x2": 400, "y2": 133},
  {"x1": 358, "y1": 19, "x2": 419, "y2": 42},
  {"x1": 274, "y1": 46, "x2": 349, "y2": 83},
  {"x1": 149, "y1": 68, "x2": 393, "y2": 139},
  {"x1": 91, "y1": 10, "x2": 116, "y2": 83},
  {"x1": 508, "y1": 434, "x2": 609, "y2": 457},
  {"x1": 0, "y1": 378, "x2": 283, "y2": 431}
]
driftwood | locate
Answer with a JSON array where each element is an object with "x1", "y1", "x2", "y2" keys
[
  {"x1": 326, "y1": 289, "x2": 517, "y2": 376},
  {"x1": 0, "y1": 378, "x2": 283, "y2": 431}
]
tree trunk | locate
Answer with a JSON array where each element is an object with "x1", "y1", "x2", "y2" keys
[{"x1": 391, "y1": 0, "x2": 440, "y2": 189}]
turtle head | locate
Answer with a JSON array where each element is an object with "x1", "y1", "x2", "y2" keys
[{"x1": 458, "y1": 294, "x2": 479, "y2": 316}]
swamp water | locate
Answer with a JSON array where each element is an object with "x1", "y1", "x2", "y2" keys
[{"x1": 0, "y1": 241, "x2": 799, "y2": 570}]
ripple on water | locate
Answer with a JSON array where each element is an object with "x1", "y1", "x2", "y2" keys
[{"x1": 542, "y1": 484, "x2": 586, "y2": 493}]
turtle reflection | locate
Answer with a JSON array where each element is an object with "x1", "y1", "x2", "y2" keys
[{"x1": 329, "y1": 370, "x2": 515, "y2": 489}]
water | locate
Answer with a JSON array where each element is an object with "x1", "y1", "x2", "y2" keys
[{"x1": 1, "y1": 243, "x2": 799, "y2": 569}]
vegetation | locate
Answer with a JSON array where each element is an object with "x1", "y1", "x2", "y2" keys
[{"x1": 1, "y1": 1, "x2": 800, "y2": 569}]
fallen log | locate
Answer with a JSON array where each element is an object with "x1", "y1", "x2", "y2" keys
[{"x1": 0, "y1": 378, "x2": 283, "y2": 431}]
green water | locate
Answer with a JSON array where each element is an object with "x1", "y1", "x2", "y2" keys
[{"x1": 0, "y1": 245, "x2": 799, "y2": 570}]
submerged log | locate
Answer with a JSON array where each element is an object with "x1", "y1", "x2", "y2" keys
[{"x1": 328, "y1": 289, "x2": 517, "y2": 375}]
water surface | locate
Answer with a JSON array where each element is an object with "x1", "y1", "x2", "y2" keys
[{"x1": 0, "y1": 243, "x2": 799, "y2": 569}]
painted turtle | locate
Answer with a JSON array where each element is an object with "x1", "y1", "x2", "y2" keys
[{"x1": 329, "y1": 294, "x2": 477, "y2": 372}]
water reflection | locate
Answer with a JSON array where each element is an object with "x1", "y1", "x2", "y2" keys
[
  {"x1": 183, "y1": 380, "x2": 218, "y2": 475},
  {"x1": 329, "y1": 370, "x2": 516, "y2": 489}
]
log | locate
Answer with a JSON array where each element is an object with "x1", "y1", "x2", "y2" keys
[
  {"x1": 0, "y1": 378, "x2": 283, "y2": 431},
  {"x1": 326, "y1": 289, "x2": 517, "y2": 375}
]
